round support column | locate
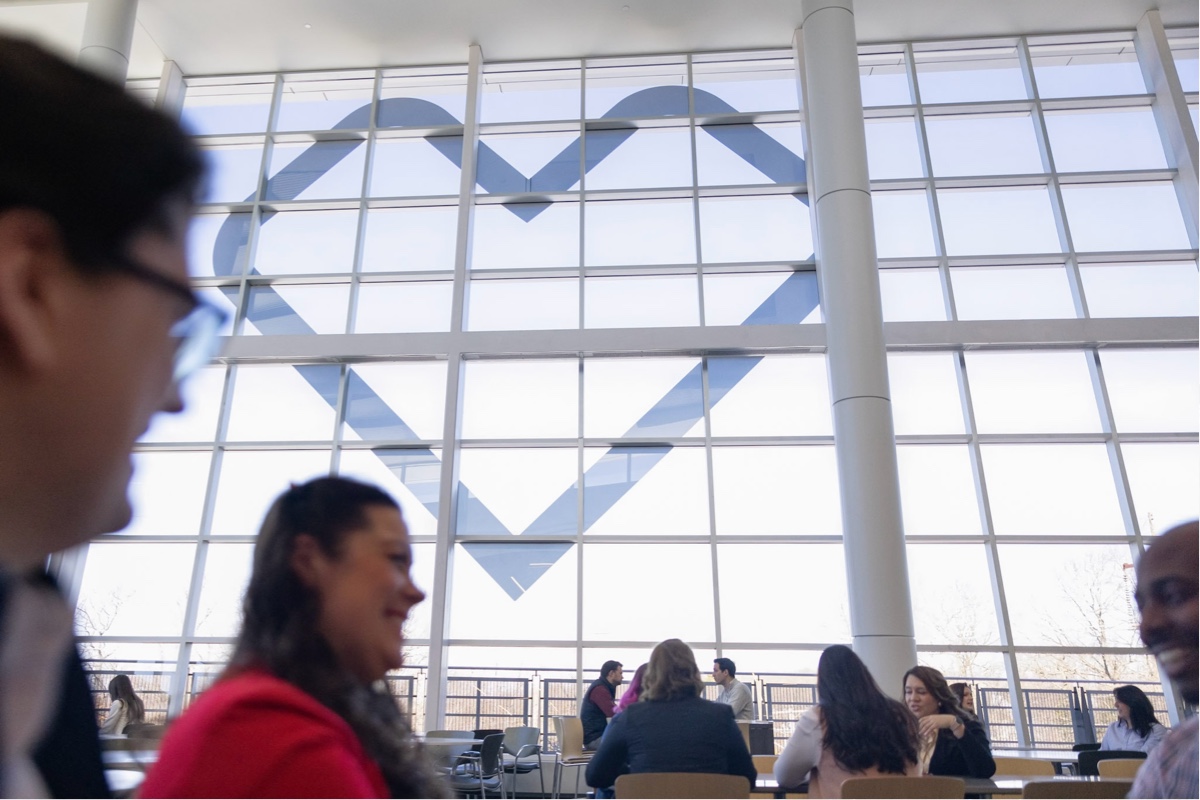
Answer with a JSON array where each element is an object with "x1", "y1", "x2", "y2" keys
[
  {"x1": 79, "y1": 0, "x2": 138, "y2": 82},
  {"x1": 798, "y1": 0, "x2": 918, "y2": 696}
]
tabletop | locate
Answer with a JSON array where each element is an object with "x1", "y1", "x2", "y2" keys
[{"x1": 966, "y1": 773, "x2": 1130, "y2": 796}]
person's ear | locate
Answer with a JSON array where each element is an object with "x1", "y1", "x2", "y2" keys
[
  {"x1": 0, "y1": 209, "x2": 70, "y2": 373},
  {"x1": 289, "y1": 533, "x2": 329, "y2": 589}
]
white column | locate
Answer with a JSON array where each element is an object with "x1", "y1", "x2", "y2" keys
[
  {"x1": 78, "y1": 0, "x2": 138, "y2": 83},
  {"x1": 797, "y1": 0, "x2": 917, "y2": 697}
]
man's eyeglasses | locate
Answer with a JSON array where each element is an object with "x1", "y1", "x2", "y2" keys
[{"x1": 106, "y1": 256, "x2": 229, "y2": 382}]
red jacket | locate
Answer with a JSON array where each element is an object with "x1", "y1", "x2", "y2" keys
[{"x1": 141, "y1": 671, "x2": 388, "y2": 798}]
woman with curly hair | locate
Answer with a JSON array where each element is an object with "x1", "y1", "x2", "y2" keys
[
  {"x1": 1101, "y1": 685, "x2": 1167, "y2": 754},
  {"x1": 904, "y1": 665, "x2": 995, "y2": 778},
  {"x1": 775, "y1": 645, "x2": 919, "y2": 797},
  {"x1": 143, "y1": 477, "x2": 444, "y2": 798}
]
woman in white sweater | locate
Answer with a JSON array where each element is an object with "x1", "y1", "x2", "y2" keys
[{"x1": 99, "y1": 674, "x2": 145, "y2": 735}]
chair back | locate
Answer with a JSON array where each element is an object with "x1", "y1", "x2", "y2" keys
[
  {"x1": 1072, "y1": 743, "x2": 1102, "y2": 752},
  {"x1": 503, "y1": 725, "x2": 540, "y2": 757},
  {"x1": 1077, "y1": 748, "x2": 1146, "y2": 776},
  {"x1": 1096, "y1": 758, "x2": 1144, "y2": 779},
  {"x1": 1022, "y1": 779, "x2": 1133, "y2": 798},
  {"x1": 614, "y1": 772, "x2": 751, "y2": 799},
  {"x1": 839, "y1": 775, "x2": 966, "y2": 799},
  {"x1": 752, "y1": 754, "x2": 777, "y2": 774},
  {"x1": 992, "y1": 756, "x2": 1055, "y2": 776},
  {"x1": 736, "y1": 720, "x2": 752, "y2": 751},
  {"x1": 552, "y1": 716, "x2": 587, "y2": 759},
  {"x1": 477, "y1": 733, "x2": 505, "y2": 776}
]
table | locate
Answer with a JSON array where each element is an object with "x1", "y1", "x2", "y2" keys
[
  {"x1": 966, "y1": 773, "x2": 1128, "y2": 796},
  {"x1": 419, "y1": 737, "x2": 485, "y2": 773},
  {"x1": 994, "y1": 748, "x2": 1080, "y2": 775},
  {"x1": 753, "y1": 773, "x2": 805, "y2": 798}
]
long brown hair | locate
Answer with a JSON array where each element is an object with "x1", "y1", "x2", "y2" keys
[
  {"x1": 641, "y1": 639, "x2": 705, "y2": 702},
  {"x1": 818, "y1": 646, "x2": 917, "y2": 774},
  {"x1": 227, "y1": 476, "x2": 444, "y2": 798}
]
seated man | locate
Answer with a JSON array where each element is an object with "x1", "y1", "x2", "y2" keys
[
  {"x1": 713, "y1": 658, "x2": 753, "y2": 721},
  {"x1": 581, "y1": 660, "x2": 623, "y2": 750}
]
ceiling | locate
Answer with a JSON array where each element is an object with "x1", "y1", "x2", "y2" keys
[{"x1": 0, "y1": 0, "x2": 1196, "y2": 80}]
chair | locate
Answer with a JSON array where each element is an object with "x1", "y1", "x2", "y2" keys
[
  {"x1": 752, "y1": 754, "x2": 778, "y2": 774},
  {"x1": 1072, "y1": 743, "x2": 1102, "y2": 752},
  {"x1": 1077, "y1": 749, "x2": 1146, "y2": 776},
  {"x1": 839, "y1": 776, "x2": 965, "y2": 799},
  {"x1": 614, "y1": 772, "x2": 750, "y2": 799},
  {"x1": 550, "y1": 716, "x2": 592, "y2": 798},
  {"x1": 736, "y1": 721, "x2": 752, "y2": 752},
  {"x1": 500, "y1": 725, "x2": 544, "y2": 797},
  {"x1": 992, "y1": 756, "x2": 1056, "y2": 776},
  {"x1": 448, "y1": 732, "x2": 506, "y2": 798},
  {"x1": 1096, "y1": 758, "x2": 1144, "y2": 779},
  {"x1": 1021, "y1": 779, "x2": 1133, "y2": 798}
]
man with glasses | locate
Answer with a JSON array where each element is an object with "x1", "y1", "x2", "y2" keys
[{"x1": 0, "y1": 36, "x2": 220, "y2": 797}]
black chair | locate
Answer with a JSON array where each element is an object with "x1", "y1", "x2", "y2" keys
[
  {"x1": 1077, "y1": 748, "x2": 1146, "y2": 776},
  {"x1": 1072, "y1": 743, "x2": 1102, "y2": 752},
  {"x1": 449, "y1": 732, "x2": 506, "y2": 798}
]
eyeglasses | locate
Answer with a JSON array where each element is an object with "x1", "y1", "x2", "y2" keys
[{"x1": 105, "y1": 255, "x2": 229, "y2": 382}]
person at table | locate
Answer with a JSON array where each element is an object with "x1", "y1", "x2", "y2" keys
[
  {"x1": 1130, "y1": 521, "x2": 1198, "y2": 799},
  {"x1": 613, "y1": 663, "x2": 647, "y2": 716},
  {"x1": 581, "y1": 659, "x2": 623, "y2": 750},
  {"x1": 712, "y1": 657, "x2": 754, "y2": 721},
  {"x1": 904, "y1": 665, "x2": 995, "y2": 779},
  {"x1": 948, "y1": 682, "x2": 975, "y2": 716},
  {"x1": 141, "y1": 477, "x2": 445, "y2": 798},
  {"x1": 98, "y1": 674, "x2": 145, "y2": 735},
  {"x1": 585, "y1": 639, "x2": 756, "y2": 791},
  {"x1": 775, "y1": 645, "x2": 918, "y2": 798},
  {"x1": 1100, "y1": 684, "x2": 1167, "y2": 755}
]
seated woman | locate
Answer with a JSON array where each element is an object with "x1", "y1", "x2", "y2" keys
[
  {"x1": 904, "y1": 666, "x2": 995, "y2": 779},
  {"x1": 585, "y1": 640, "x2": 756, "y2": 791},
  {"x1": 99, "y1": 674, "x2": 145, "y2": 735},
  {"x1": 1100, "y1": 685, "x2": 1168, "y2": 754},
  {"x1": 142, "y1": 477, "x2": 444, "y2": 798},
  {"x1": 948, "y1": 682, "x2": 976, "y2": 717},
  {"x1": 774, "y1": 645, "x2": 918, "y2": 798}
]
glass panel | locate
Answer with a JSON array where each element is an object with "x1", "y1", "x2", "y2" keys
[
  {"x1": 703, "y1": 271, "x2": 821, "y2": 326},
  {"x1": 879, "y1": 268, "x2": 947, "y2": 321},
  {"x1": 914, "y1": 44, "x2": 1028, "y2": 104},
  {"x1": 461, "y1": 360, "x2": 578, "y2": 439},
  {"x1": 377, "y1": 68, "x2": 468, "y2": 124},
  {"x1": 140, "y1": 366, "x2": 226, "y2": 443},
  {"x1": 938, "y1": 187, "x2": 1061, "y2": 256},
  {"x1": 691, "y1": 53, "x2": 799, "y2": 113},
  {"x1": 865, "y1": 117, "x2": 924, "y2": 180},
  {"x1": 696, "y1": 122, "x2": 806, "y2": 186},
  {"x1": 336, "y1": 449, "x2": 442, "y2": 538},
  {"x1": 888, "y1": 353, "x2": 965, "y2": 435},
  {"x1": 266, "y1": 139, "x2": 366, "y2": 201},
  {"x1": 193, "y1": 543, "x2": 253, "y2": 638},
  {"x1": 711, "y1": 446, "x2": 842, "y2": 535},
  {"x1": 472, "y1": 201, "x2": 579, "y2": 270},
  {"x1": 584, "y1": 275, "x2": 699, "y2": 328},
  {"x1": 584, "y1": 447, "x2": 710, "y2": 536},
  {"x1": 708, "y1": 355, "x2": 833, "y2": 437},
  {"x1": 585, "y1": 58, "x2": 688, "y2": 119},
  {"x1": 951, "y1": 265, "x2": 1077, "y2": 320},
  {"x1": 584, "y1": 357, "x2": 702, "y2": 438},
  {"x1": 1044, "y1": 108, "x2": 1169, "y2": 172},
  {"x1": 925, "y1": 113, "x2": 1044, "y2": 176},
  {"x1": 225, "y1": 364, "x2": 339, "y2": 441},
  {"x1": 699, "y1": 196, "x2": 813, "y2": 263},
  {"x1": 182, "y1": 79, "x2": 275, "y2": 135},
  {"x1": 481, "y1": 62, "x2": 582, "y2": 123},
  {"x1": 1080, "y1": 262, "x2": 1200, "y2": 318},
  {"x1": 859, "y1": 49, "x2": 912, "y2": 107},
  {"x1": 581, "y1": 543, "x2": 714, "y2": 641},
  {"x1": 897, "y1": 446, "x2": 981, "y2": 535},
  {"x1": 999, "y1": 544, "x2": 1140, "y2": 648},
  {"x1": 585, "y1": 127, "x2": 693, "y2": 190},
  {"x1": 404, "y1": 543, "x2": 436, "y2": 640},
  {"x1": 1100, "y1": 349, "x2": 1200, "y2": 433},
  {"x1": 189, "y1": 212, "x2": 250, "y2": 277},
  {"x1": 966, "y1": 351, "x2": 1102, "y2": 434},
  {"x1": 1061, "y1": 183, "x2": 1192, "y2": 252},
  {"x1": 354, "y1": 282, "x2": 453, "y2": 333},
  {"x1": 873, "y1": 191, "x2": 936, "y2": 258},
  {"x1": 121, "y1": 452, "x2": 212, "y2": 537},
  {"x1": 277, "y1": 73, "x2": 375, "y2": 131},
  {"x1": 75, "y1": 543, "x2": 196, "y2": 637},
  {"x1": 586, "y1": 198, "x2": 695, "y2": 266},
  {"x1": 200, "y1": 144, "x2": 263, "y2": 204},
  {"x1": 78, "y1": 642, "x2": 179, "y2": 722},
  {"x1": 719, "y1": 544, "x2": 852, "y2": 643},
  {"x1": 243, "y1": 284, "x2": 350, "y2": 335},
  {"x1": 981, "y1": 444, "x2": 1125, "y2": 535},
  {"x1": 457, "y1": 448, "x2": 577, "y2": 536},
  {"x1": 341, "y1": 362, "x2": 448, "y2": 442},
  {"x1": 1169, "y1": 34, "x2": 1199, "y2": 94},
  {"x1": 198, "y1": 286, "x2": 239, "y2": 337},
  {"x1": 467, "y1": 278, "x2": 579, "y2": 331},
  {"x1": 253, "y1": 209, "x2": 359, "y2": 274},
  {"x1": 907, "y1": 544, "x2": 999, "y2": 645},
  {"x1": 449, "y1": 543, "x2": 577, "y2": 640},
  {"x1": 361, "y1": 206, "x2": 458, "y2": 272},
  {"x1": 1122, "y1": 443, "x2": 1200, "y2": 533},
  {"x1": 209, "y1": 450, "x2": 332, "y2": 536},
  {"x1": 370, "y1": 137, "x2": 462, "y2": 197},
  {"x1": 478, "y1": 131, "x2": 580, "y2": 194},
  {"x1": 1028, "y1": 38, "x2": 1147, "y2": 98}
]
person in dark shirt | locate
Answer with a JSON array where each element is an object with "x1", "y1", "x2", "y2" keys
[
  {"x1": 903, "y1": 666, "x2": 995, "y2": 779},
  {"x1": 581, "y1": 660, "x2": 623, "y2": 749}
]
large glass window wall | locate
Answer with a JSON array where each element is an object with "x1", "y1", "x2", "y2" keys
[{"x1": 71, "y1": 25, "x2": 1198, "y2": 749}]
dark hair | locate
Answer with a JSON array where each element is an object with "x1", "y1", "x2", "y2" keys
[
  {"x1": 948, "y1": 682, "x2": 977, "y2": 717},
  {"x1": 1114, "y1": 685, "x2": 1160, "y2": 739},
  {"x1": 819, "y1": 646, "x2": 918, "y2": 774},
  {"x1": 0, "y1": 35, "x2": 203, "y2": 270},
  {"x1": 642, "y1": 639, "x2": 704, "y2": 702},
  {"x1": 903, "y1": 666, "x2": 968, "y2": 723},
  {"x1": 601, "y1": 660, "x2": 623, "y2": 679},
  {"x1": 228, "y1": 476, "x2": 443, "y2": 798},
  {"x1": 107, "y1": 674, "x2": 145, "y2": 728},
  {"x1": 713, "y1": 657, "x2": 736, "y2": 678}
]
